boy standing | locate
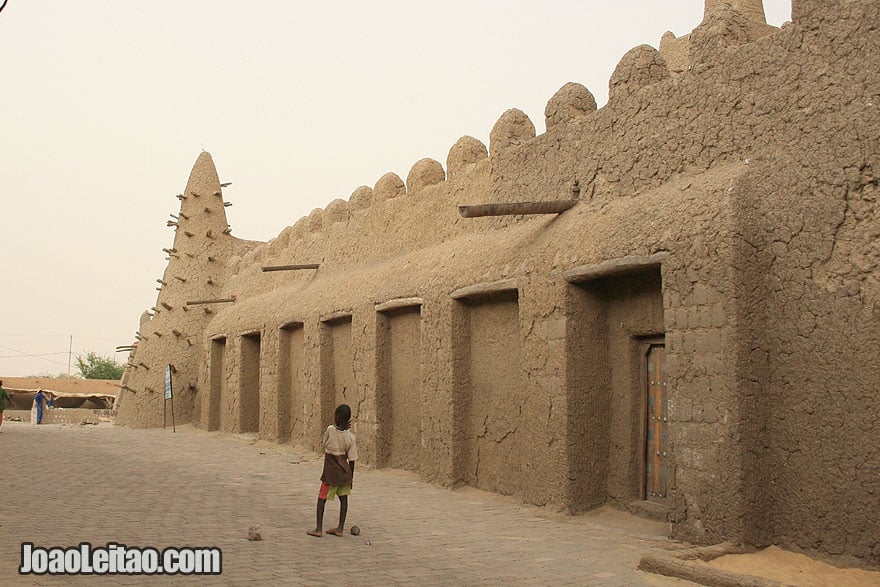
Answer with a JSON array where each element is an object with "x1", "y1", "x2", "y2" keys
[
  {"x1": 308, "y1": 404, "x2": 357, "y2": 537},
  {"x1": 33, "y1": 389, "x2": 46, "y2": 425}
]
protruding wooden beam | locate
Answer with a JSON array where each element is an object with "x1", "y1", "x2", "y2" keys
[
  {"x1": 458, "y1": 200, "x2": 577, "y2": 218},
  {"x1": 220, "y1": 182, "x2": 232, "y2": 187},
  {"x1": 224, "y1": 201, "x2": 233, "y2": 207},
  {"x1": 185, "y1": 297, "x2": 237, "y2": 306},
  {"x1": 262, "y1": 264, "x2": 320, "y2": 272}
]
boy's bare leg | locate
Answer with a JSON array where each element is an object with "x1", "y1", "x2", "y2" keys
[
  {"x1": 307, "y1": 498, "x2": 326, "y2": 537},
  {"x1": 327, "y1": 495, "x2": 347, "y2": 536}
]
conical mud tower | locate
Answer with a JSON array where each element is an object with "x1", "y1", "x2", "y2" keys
[{"x1": 116, "y1": 152, "x2": 238, "y2": 426}]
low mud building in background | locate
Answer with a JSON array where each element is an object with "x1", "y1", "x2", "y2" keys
[{"x1": 116, "y1": 0, "x2": 880, "y2": 568}]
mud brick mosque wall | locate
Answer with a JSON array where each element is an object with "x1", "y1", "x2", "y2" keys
[{"x1": 116, "y1": 0, "x2": 880, "y2": 567}]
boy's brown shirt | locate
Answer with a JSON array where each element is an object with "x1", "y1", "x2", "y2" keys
[{"x1": 320, "y1": 425, "x2": 357, "y2": 486}]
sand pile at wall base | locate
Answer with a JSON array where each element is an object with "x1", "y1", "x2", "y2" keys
[{"x1": 705, "y1": 546, "x2": 880, "y2": 587}]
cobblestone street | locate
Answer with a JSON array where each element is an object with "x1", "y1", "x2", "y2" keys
[{"x1": 0, "y1": 421, "x2": 695, "y2": 585}]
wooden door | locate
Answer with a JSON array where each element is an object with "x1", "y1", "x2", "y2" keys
[{"x1": 645, "y1": 344, "x2": 668, "y2": 500}]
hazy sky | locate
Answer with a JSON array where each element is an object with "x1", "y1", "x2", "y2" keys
[{"x1": 0, "y1": 1, "x2": 791, "y2": 377}]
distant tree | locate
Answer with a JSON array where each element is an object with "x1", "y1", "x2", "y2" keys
[{"x1": 75, "y1": 352, "x2": 124, "y2": 380}]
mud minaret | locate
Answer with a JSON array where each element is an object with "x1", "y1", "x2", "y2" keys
[
  {"x1": 116, "y1": 152, "x2": 237, "y2": 426},
  {"x1": 703, "y1": 0, "x2": 767, "y2": 23}
]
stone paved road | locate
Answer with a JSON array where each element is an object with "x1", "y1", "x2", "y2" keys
[{"x1": 0, "y1": 421, "x2": 696, "y2": 586}]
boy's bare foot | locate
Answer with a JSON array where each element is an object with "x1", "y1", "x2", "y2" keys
[
  {"x1": 326, "y1": 528, "x2": 344, "y2": 537},
  {"x1": 306, "y1": 530, "x2": 322, "y2": 537}
]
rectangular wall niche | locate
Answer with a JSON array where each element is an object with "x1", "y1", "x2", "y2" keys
[
  {"x1": 209, "y1": 336, "x2": 226, "y2": 432},
  {"x1": 376, "y1": 303, "x2": 422, "y2": 470},
  {"x1": 566, "y1": 267, "x2": 664, "y2": 512},
  {"x1": 320, "y1": 315, "x2": 354, "y2": 429},
  {"x1": 240, "y1": 331, "x2": 262, "y2": 434},
  {"x1": 453, "y1": 288, "x2": 523, "y2": 495},
  {"x1": 278, "y1": 322, "x2": 305, "y2": 443}
]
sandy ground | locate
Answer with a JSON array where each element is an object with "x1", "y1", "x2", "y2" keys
[{"x1": 705, "y1": 545, "x2": 880, "y2": 586}]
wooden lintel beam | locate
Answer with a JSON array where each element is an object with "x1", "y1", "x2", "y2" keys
[
  {"x1": 450, "y1": 278, "x2": 518, "y2": 300},
  {"x1": 458, "y1": 200, "x2": 577, "y2": 218},
  {"x1": 375, "y1": 297, "x2": 424, "y2": 313},
  {"x1": 563, "y1": 253, "x2": 669, "y2": 283},
  {"x1": 262, "y1": 264, "x2": 320, "y2": 272},
  {"x1": 321, "y1": 310, "x2": 352, "y2": 323}
]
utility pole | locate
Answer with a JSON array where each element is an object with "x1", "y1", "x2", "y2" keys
[{"x1": 68, "y1": 335, "x2": 72, "y2": 376}]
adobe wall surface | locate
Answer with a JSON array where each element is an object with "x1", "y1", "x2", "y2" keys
[
  {"x1": 116, "y1": 0, "x2": 880, "y2": 567},
  {"x1": 732, "y1": 1, "x2": 880, "y2": 562}
]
